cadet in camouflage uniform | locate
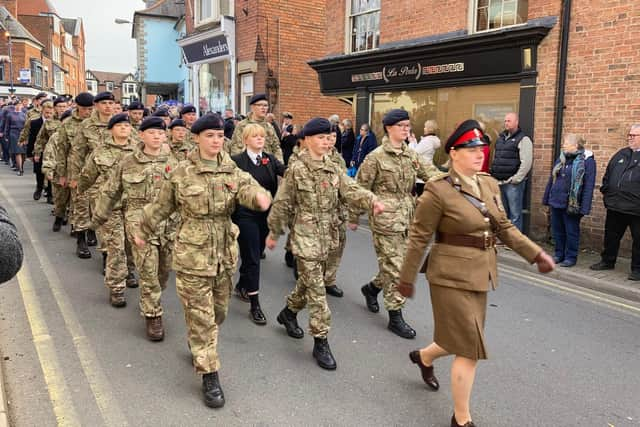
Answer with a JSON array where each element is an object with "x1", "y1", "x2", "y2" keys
[
  {"x1": 16, "y1": 92, "x2": 47, "y2": 148},
  {"x1": 55, "y1": 93, "x2": 94, "y2": 236},
  {"x1": 229, "y1": 94, "x2": 283, "y2": 162},
  {"x1": 135, "y1": 113, "x2": 271, "y2": 409},
  {"x1": 79, "y1": 113, "x2": 136, "y2": 307},
  {"x1": 68, "y1": 91, "x2": 115, "y2": 259},
  {"x1": 127, "y1": 101, "x2": 145, "y2": 130},
  {"x1": 179, "y1": 104, "x2": 197, "y2": 145},
  {"x1": 93, "y1": 117, "x2": 178, "y2": 339},
  {"x1": 351, "y1": 109, "x2": 440, "y2": 339},
  {"x1": 266, "y1": 118, "x2": 384, "y2": 371},
  {"x1": 167, "y1": 118, "x2": 194, "y2": 161}
]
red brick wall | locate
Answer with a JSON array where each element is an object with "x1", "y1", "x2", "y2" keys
[{"x1": 0, "y1": 0, "x2": 16, "y2": 18}]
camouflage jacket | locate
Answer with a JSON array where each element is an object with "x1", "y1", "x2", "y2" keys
[
  {"x1": 350, "y1": 137, "x2": 440, "y2": 235},
  {"x1": 17, "y1": 108, "x2": 41, "y2": 145},
  {"x1": 93, "y1": 147, "x2": 179, "y2": 245},
  {"x1": 68, "y1": 111, "x2": 111, "y2": 181},
  {"x1": 54, "y1": 109, "x2": 85, "y2": 179},
  {"x1": 78, "y1": 136, "x2": 136, "y2": 204},
  {"x1": 168, "y1": 136, "x2": 195, "y2": 162},
  {"x1": 41, "y1": 132, "x2": 60, "y2": 180},
  {"x1": 138, "y1": 148, "x2": 271, "y2": 277},
  {"x1": 268, "y1": 150, "x2": 375, "y2": 260},
  {"x1": 229, "y1": 113, "x2": 284, "y2": 162},
  {"x1": 34, "y1": 118, "x2": 62, "y2": 157}
]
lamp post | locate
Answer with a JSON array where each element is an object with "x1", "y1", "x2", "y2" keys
[{"x1": 3, "y1": 25, "x2": 14, "y2": 96}]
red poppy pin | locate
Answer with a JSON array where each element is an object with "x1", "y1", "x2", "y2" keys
[
  {"x1": 321, "y1": 181, "x2": 329, "y2": 189},
  {"x1": 226, "y1": 182, "x2": 237, "y2": 191},
  {"x1": 165, "y1": 164, "x2": 172, "y2": 173},
  {"x1": 261, "y1": 157, "x2": 270, "y2": 166}
]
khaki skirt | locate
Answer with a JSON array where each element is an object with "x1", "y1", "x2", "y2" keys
[{"x1": 429, "y1": 284, "x2": 488, "y2": 360}]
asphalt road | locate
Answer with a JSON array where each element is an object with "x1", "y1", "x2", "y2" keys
[{"x1": 0, "y1": 163, "x2": 639, "y2": 427}]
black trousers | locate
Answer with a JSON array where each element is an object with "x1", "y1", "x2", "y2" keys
[
  {"x1": 601, "y1": 209, "x2": 640, "y2": 272},
  {"x1": 235, "y1": 213, "x2": 269, "y2": 293},
  {"x1": 33, "y1": 159, "x2": 49, "y2": 193}
]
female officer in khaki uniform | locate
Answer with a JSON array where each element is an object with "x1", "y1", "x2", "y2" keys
[
  {"x1": 397, "y1": 120, "x2": 555, "y2": 427},
  {"x1": 134, "y1": 113, "x2": 271, "y2": 409}
]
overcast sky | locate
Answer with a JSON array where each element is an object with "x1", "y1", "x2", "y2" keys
[{"x1": 52, "y1": 0, "x2": 143, "y2": 73}]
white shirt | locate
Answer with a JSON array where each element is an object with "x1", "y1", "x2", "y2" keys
[{"x1": 246, "y1": 148, "x2": 263, "y2": 165}]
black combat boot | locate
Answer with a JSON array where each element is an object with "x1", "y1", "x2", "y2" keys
[
  {"x1": 52, "y1": 216, "x2": 63, "y2": 232},
  {"x1": 325, "y1": 285, "x2": 344, "y2": 298},
  {"x1": 388, "y1": 310, "x2": 416, "y2": 339},
  {"x1": 276, "y1": 307, "x2": 304, "y2": 338},
  {"x1": 76, "y1": 231, "x2": 91, "y2": 259},
  {"x1": 86, "y1": 229, "x2": 97, "y2": 246},
  {"x1": 102, "y1": 253, "x2": 107, "y2": 275},
  {"x1": 202, "y1": 372, "x2": 225, "y2": 408},
  {"x1": 285, "y1": 250, "x2": 295, "y2": 268},
  {"x1": 33, "y1": 188, "x2": 42, "y2": 201},
  {"x1": 361, "y1": 282, "x2": 381, "y2": 313},
  {"x1": 46, "y1": 194, "x2": 53, "y2": 204},
  {"x1": 312, "y1": 337, "x2": 337, "y2": 370},
  {"x1": 126, "y1": 271, "x2": 138, "y2": 288}
]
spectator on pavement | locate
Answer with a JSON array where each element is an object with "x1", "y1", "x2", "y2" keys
[
  {"x1": 0, "y1": 204, "x2": 23, "y2": 285},
  {"x1": 223, "y1": 108, "x2": 235, "y2": 139},
  {"x1": 281, "y1": 124, "x2": 300, "y2": 166},
  {"x1": 543, "y1": 134, "x2": 596, "y2": 267},
  {"x1": 409, "y1": 120, "x2": 441, "y2": 196},
  {"x1": 590, "y1": 124, "x2": 640, "y2": 281},
  {"x1": 490, "y1": 112, "x2": 533, "y2": 232},
  {"x1": 341, "y1": 119, "x2": 355, "y2": 166},
  {"x1": 266, "y1": 113, "x2": 282, "y2": 141},
  {"x1": 281, "y1": 112, "x2": 294, "y2": 139},
  {"x1": 328, "y1": 114, "x2": 342, "y2": 153},
  {"x1": 351, "y1": 123, "x2": 377, "y2": 170}
]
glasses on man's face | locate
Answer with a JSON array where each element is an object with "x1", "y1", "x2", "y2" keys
[{"x1": 628, "y1": 133, "x2": 640, "y2": 139}]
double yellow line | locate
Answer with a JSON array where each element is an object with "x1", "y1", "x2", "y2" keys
[{"x1": 0, "y1": 183, "x2": 128, "y2": 426}]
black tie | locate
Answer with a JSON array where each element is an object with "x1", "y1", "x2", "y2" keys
[{"x1": 256, "y1": 155, "x2": 261, "y2": 166}]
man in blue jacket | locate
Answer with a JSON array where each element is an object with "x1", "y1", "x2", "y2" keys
[{"x1": 590, "y1": 124, "x2": 640, "y2": 281}]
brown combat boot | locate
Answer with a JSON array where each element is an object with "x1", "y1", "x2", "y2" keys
[
  {"x1": 110, "y1": 291, "x2": 126, "y2": 308},
  {"x1": 146, "y1": 316, "x2": 164, "y2": 341}
]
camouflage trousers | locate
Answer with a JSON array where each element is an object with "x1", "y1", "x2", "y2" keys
[
  {"x1": 101, "y1": 210, "x2": 128, "y2": 294},
  {"x1": 176, "y1": 270, "x2": 232, "y2": 374},
  {"x1": 129, "y1": 238, "x2": 172, "y2": 318},
  {"x1": 72, "y1": 186, "x2": 91, "y2": 231},
  {"x1": 52, "y1": 182, "x2": 70, "y2": 219},
  {"x1": 287, "y1": 258, "x2": 331, "y2": 338},
  {"x1": 324, "y1": 222, "x2": 346, "y2": 287},
  {"x1": 371, "y1": 231, "x2": 408, "y2": 311}
]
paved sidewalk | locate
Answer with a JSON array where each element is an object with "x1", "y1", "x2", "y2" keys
[{"x1": 498, "y1": 241, "x2": 640, "y2": 303}]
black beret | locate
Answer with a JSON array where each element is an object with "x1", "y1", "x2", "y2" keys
[
  {"x1": 128, "y1": 101, "x2": 144, "y2": 111},
  {"x1": 60, "y1": 109, "x2": 73, "y2": 121},
  {"x1": 382, "y1": 109, "x2": 410, "y2": 127},
  {"x1": 191, "y1": 113, "x2": 224, "y2": 134},
  {"x1": 122, "y1": 105, "x2": 129, "y2": 111},
  {"x1": 143, "y1": 108, "x2": 150, "y2": 117},
  {"x1": 302, "y1": 117, "x2": 331, "y2": 137},
  {"x1": 152, "y1": 108, "x2": 170, "y2": 117},
  {"x1": 139, "y1": 116, "x2": 167, "y2": 132},
  {"x1": 94, "y1": 91, "x2": 115, "y2": 103},
  {"x1": 75, "y1": 92, "x2": 94, "y2": 107},
  {"x1": 180, "y1": 104, "x2": 196, "y2": 115},
  {"x1": 34, "y1": 92, "x2": 48, "y2": 100},
  {"x1": 445, "y1": 119, "x2": 488, "y2": 154},
  {"x1": 169, "y1": 119, "x2": 186, "y2": 129},
  {"x1": 107, "y1": 113, "x2": 131, "y2": 129},
  {"x1": 53, "y1": 97, "x2": 67, "y2": 106},
  {"x1": 249, "y1": 93, "x2": 268, "y2": 105}
]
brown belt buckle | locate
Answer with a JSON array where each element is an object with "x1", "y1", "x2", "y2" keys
[{"x1": 483, "y1": 231, "x2": 492, "y2": 250}]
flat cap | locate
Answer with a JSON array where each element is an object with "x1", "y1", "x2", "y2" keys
[
  {"x1": 302, "y1": 117, "x2": 331, "y2": 137},
  {"x1": 139, "y1": 116, "x2": 167, "y2": 132},
  {"x1": 382, "y1": 109, "x2": 410, "y2": 127},
  {"x1": 152, "y1": 108, "x2": 170, "y2": 117},
  {"x1": 169, "y1": 118, "x2": 187, "y2": 129},
  {"x1": 191, "y1": 113, "x2": 224, "y2": 134},
  {"x1": 107, "y1": 113, "x2": 131, "y2": 129},
  {"x1": 94, "y1": 91, "x2": 115, "y2": 103},
  {"x1": 75, "y1": 92, "x2": 94, "y2": 107},
  {"x1": 445, "y1": 119, "x2": 488, "y2": 154},
  {"x1": 180, "y1": 104, "x2": 196, "y2": 115},
  {"x1": 128, "y1": 101, "x2": 144, "y2": 111},
  {"x1": 249, "y1": 93, "x2": 268, "y2": 105}
]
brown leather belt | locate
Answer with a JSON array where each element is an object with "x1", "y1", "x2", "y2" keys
[{"x1": 436, "y1": 231, "x2": 496, "y2": 250}]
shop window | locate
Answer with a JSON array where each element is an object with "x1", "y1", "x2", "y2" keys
[
  {"x1": 198, "y1": 61, "x2": 231, "y2": 114},
  {"x1": 371, "y1": 83, "x2": 520, "y2": 167},
  {"x1": 349, "y1": 0, "x2": 380, "y2": 53},
  {"x1": 474, "y1": 0, "x2": 528, "y2": 32},
  {"x1": 240, "y1": 73, "x2": 254, "y2": 115},
  {"x1": 196, "y1": 0, "x2": 233, "y2": 26}
]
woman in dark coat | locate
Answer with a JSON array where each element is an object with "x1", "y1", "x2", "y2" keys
[
  {"x1": 3, "y1": 103, "x2": 26, "y2": 175},
  {"x1": 350, "y1": 123, "x2": 377, "y2": 170},
  {"x1": 542, "y1": 133, "x2": 596, "y2": 267},
  {"x1": 340, "y1": 119, "x2": 355, "y2": 166}
]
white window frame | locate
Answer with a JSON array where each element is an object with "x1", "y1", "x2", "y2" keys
[
  {"x1": 472, "y1": 0, "x2": 528, "y2": 33},
  {"x1": 347, "y1": 0, "x2": 381, "y2": 54},
  {"x1": 54, "y1": 70, "x2": 64, "y2": 94},
  {"x1": 240, "y1": 73, "x2": 253, "y2": 115},
  {"x1": 123, "y1": 83, "x2": 136, "y2": 95},
  {"x1": 64, "y1": 33, "x2": 73, "y2": 51},
  {"x1": 52, "y1": 45, "x2": 61, "y2": 63},
  {"x1": 106, "y1": 81, "x2": 114, "y2": 91},
  {"x1": 86, "y1": 79, "x2": 97, "y2": 94},
  {"x1": 195, "y1": 0, "x2": 233, "y2": 27}
]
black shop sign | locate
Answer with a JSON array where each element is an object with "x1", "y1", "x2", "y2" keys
[{"x1": 182, "y1": 35, "x2": 229, "y2": 65}]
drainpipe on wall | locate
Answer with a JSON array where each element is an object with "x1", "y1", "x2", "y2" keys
[{"x1": 552, "y1": 0, "x2": 572, "y2": 161}]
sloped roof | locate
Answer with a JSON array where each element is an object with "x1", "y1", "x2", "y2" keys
[
  {"x1": 135, "y1": 0, "x2": 183, "y2": 18},
  {"x1": 0, "y1": 7, "x2": 44, "y2": 47},
  {"x1": 62, "y1": 18, "x2": 82, "y2": 36},
  {"x1": 17, "y1": 0, "x2": 57, "y2": 15},
  {"x1": 88, "y1": 70, "x2": 129, "y2": 85}
]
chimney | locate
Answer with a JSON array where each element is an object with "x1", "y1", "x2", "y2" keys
[{"x1": 0, "y1": 0, "x2": 17, "y2": 18}]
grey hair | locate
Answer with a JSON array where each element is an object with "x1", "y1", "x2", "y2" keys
[
  {"x1": 328, "y1": 114, "x2": 340, "y2": 124},
  {"x1": 631, "y1": 124, "x2": 640, "y2": 131},
  {"x1": 564, "y1": 133, "x2": 586, "y2": 150},
  {"x1": 342, "y1": 119, "x2": 352, "y2": 129},
  {"x1": 424, "y1": 120, "x2": 439, "y2": 135}
]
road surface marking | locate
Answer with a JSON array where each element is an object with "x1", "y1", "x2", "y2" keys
[
  {"x1": 15, "y1": 267, "x2": 81, "y2": 426},
  {"x1": 0, "y1": 183, "x2": 129, "y2": 426}
]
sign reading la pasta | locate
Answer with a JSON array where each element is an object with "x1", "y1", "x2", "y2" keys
[{"x1": 182, "y1": 35, "x2": 230, "y2": 64}]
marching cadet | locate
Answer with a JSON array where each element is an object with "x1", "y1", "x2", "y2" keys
[
  {"x1": 93, "y1": 117, "x2": 178, "y2": 339},
  {"x1": 396, "y1": 119, "x2": 554, "y2": 427},
  {"x1": 56, "y1": 92, "x2": 94, "y2": 237},
  {"x1": 31, "y1": 100, "x2": 56, "y2": 203},
  {"x1": 127, "y1": 101, "x2": 145, "y2": 130},
  {"x1": 42, "y1": 109, "x2": 73, "y2": 231},
  {"x1": 266, "y1": 118, "x2": 384, "y2": 370},
  {"x1": 68, "y1": 91, "x2": 115, "y2": 258},
  {"x1": 351, "y1": 109, "x2": 439, "y2": 339},
  {"x1": 152, "y1": 108, "x2": 171, "y2": 128},
  {"x1": 79, "y1": 113, "x2": 136, "y2": 307},
  {"x1": 134, "y1": 113, "x2": 271, "y2": 408},
  {"x1": 167, "y1": 118, "x2": 194, "y2": 161},
  {"x1": 179, "y1": 104, "x2": 197, "y2": 131},
  {"x1": 229, "y1": 94, "x2": 284, "y2": 162}
]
